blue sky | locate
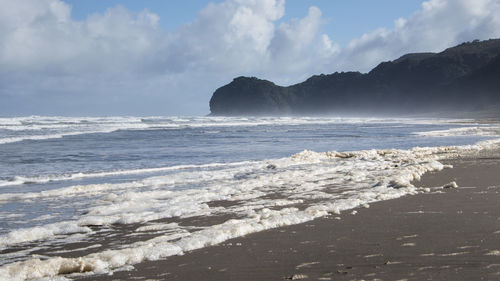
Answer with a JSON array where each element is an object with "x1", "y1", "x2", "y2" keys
[
  {"x1": 1, "y1": 0, "x2": 499, "y2": 116},
  {"x1": 65, "y1": 0, "x2": 423, "y2": 46}
]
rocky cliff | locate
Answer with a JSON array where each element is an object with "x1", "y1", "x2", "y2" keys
[{"x1": 209, "y1": 39, "x2": 500, "y2": 116}]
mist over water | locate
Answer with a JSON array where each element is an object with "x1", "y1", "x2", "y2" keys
[{"x1": 0, "y1": 116, "x2": 499, "y2": 280}]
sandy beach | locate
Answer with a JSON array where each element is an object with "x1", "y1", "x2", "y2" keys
[
  {"x1": 75, "y1": 147, "x2": 500, "y2": 281},
  {"x1": 2, "y1": 1, "x2": 500, "y2": 280}
]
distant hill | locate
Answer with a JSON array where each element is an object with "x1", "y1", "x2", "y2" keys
[{"x1": 209, "y1": 39, "x2": 500, "y2": 116}]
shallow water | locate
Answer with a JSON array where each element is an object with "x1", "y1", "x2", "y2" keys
[{"x1": 0, "y1": 116, "x2": 499, "y2": 280}]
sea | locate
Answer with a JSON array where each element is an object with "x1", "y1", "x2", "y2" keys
[{"x1": 0, "y1": 116, "x2": 499, "y2": 280}]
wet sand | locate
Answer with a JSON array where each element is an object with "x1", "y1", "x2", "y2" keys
[{"x1": 80, "y1": 150, "x2": 500, "y2": 281}]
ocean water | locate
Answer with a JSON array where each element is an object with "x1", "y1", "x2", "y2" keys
[{"x1": 0, "y1": 116, "x2": 499, "y2": 280}]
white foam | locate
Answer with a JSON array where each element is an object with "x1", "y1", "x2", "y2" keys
[
  {"x1": 0, "y1": 161, "x2": 263, "y2": 201},
  {"x1": 415, "y1": 126, "x2": 500, "y2": 137},
  {"x1": 0, "y1": 116, "x2": 147, "y2": 144},
  {"x1": 0, "y1": 222, "x2": 92, "y2": 248},
  {"x1": 0, "y1": 130, "x2": 118, "y2": 145},
  {"x1": 0, "y1": 116, "x2": 463, "y2": 145},
  {"x1": 0, "y1": 161, "x2": 255, "y2": 188},
  {"x1": 0, "y1": 137, "x2": 498, "y2": 280}
]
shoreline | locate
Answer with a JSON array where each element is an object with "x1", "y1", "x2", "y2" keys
[{"x1": 76, "y1": 147, "x2": 500, "y2": 281}]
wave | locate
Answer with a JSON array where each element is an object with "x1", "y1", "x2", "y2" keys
[
  {"x1": 0, "y1": 161, "x2": 255, "y2": 188},
  {"x1": 415, "y1": 126, "x2": 500, "y2": 137},
  {"x1": 0, "y1": 130, "x2": 120, "y2": 145},
  {"x1": 0, "y1": 116, "x2": 464, "y2": 145},
  {"x1": 1, "y1": 138, "x2": 499, "y2": 280}
]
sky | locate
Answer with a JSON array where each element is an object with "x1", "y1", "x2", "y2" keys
[
  {"x1": 1, "y1": 0, "x2": 500, "y2": 116},
  {"x1": 63, "y1": 0, "x2": 423, "y2": 47}
]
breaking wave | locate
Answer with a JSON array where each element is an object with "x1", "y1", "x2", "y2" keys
[{"x1": 1, "y1": 138, "x2": 499, "y2": 280}]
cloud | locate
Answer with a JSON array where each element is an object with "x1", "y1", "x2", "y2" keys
[
  {"x1": 337, "y1": 0, "x2": 500, "y2": 71},
  {"x1": 267, "y1": 7, "x2": 339, "y2": 79},
  {"x1": 164, "y1": 0, "x2": 284, "y2": 74},
  {"x1": 0, "y1": 0, "x2": 499, "y2": 115},
  {"x1": 0, "y1": 0, "x2": 333, "y2": 115},
  {"x1": 0, "y1": 1, "x2": 163, "y2": 75}
]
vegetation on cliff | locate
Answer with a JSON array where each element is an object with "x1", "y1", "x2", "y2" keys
[{"x1": 209, "y1": 39, "x2": 500, "y2": 116}]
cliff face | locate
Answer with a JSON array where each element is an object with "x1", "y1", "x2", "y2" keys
[
  {"x1": 208, "y1": 77, "x2": 293, "y2": 115},
  {"x1": 209, "y1": 39, "x2": 500, "y2": 116}
]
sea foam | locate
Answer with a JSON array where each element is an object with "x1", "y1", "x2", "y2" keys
[
  {"x1": 1, "y1": 138, "x2": 498, "y2": 280},
  {"x1": 0, "y1": 116, "x2": 464, "y2": 145},
  {"x1": 415, "y1": 125, "x2": 500, "y2": 137}
]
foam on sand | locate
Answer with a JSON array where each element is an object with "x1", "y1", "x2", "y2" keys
[{"x1": 0, "y1": 138, "x2": 499, "y2": 280}]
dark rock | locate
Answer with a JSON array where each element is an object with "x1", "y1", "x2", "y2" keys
[{"x1": 209, "y1": 39, "x2": 500, "y2": 116}]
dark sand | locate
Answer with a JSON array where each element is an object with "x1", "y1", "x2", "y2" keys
[{"x1": 80, "y1": 151, "x2": 500, "y2": 281}]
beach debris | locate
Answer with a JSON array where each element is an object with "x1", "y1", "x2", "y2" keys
[
  {"x1": 458, "y1": 245, "x2": 480, "y2": 249},
  {"x1": 284, "y1": 274, "x2": 308, "y2": 280},
  {"x1": 364, "y1": 253, "x2": 383, "y2": 258},
  {"x1": 443, "y1": 181, "x2": 458, "y2": 188},
  {"x1": 438, "y1": 251, "x2": 468, "y2": 256},
  {"x1": 485, "y1": 250, "x2": 500, "y2": 256},
  {"x1": 486, "y1": 264, "x2": 500, "y2": 269},
  {"x1": 396, "y1": 234, "x2": 418, "y2": 240},
  {"x1": 296, "y1": 261, "x2": 320, "y2": 269},
  {"x1": 419, "y1": 187, "x2": 431, "y2": 193},
  {"x1": 351, "y1": 210, "x2": 358, "y2": 215},
  {"x1": 266, "y1": 164, "x2": 277, "y2": 170},
  {"x1": 384, "y1": 260, "x2": 402, "y2": 265}
]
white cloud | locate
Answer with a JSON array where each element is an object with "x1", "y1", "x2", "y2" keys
[
  {"x1": 267, "y1": 7, "x2": 332, "y2": 76},
  {"x1": 0, "y1": 0, "x2": 499, "y2": 115},
  {"x1": 338, "y1": 0, "x2": 500, "y2": 71},
  {"x1": 0, "y1": 0, "x2": 330, "y2": 115},
  {"x1": 0, "y1": 1, "x2": 164, "y2": 75}
]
